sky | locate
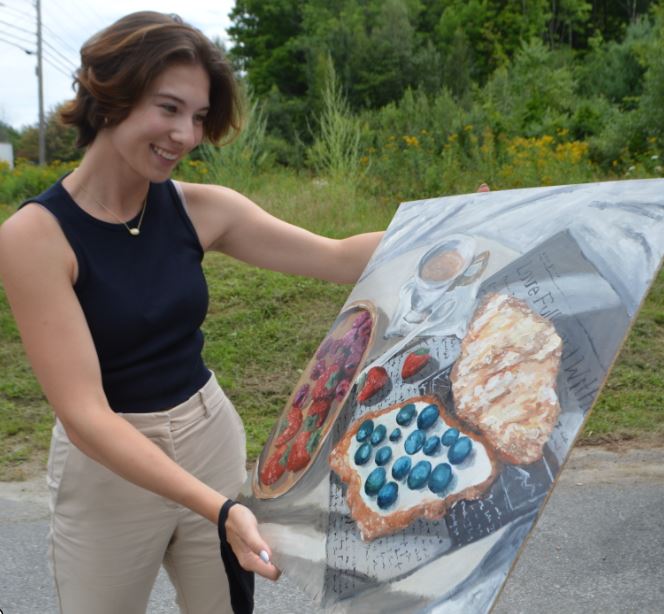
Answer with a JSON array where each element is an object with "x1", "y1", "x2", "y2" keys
[{"x1": 0, "y1": 0, "x2": 236, "y2": 129}]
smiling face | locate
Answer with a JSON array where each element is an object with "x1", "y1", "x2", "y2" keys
[{"x1": 106, "y1": 62, "x2": 210, "y2": 182}]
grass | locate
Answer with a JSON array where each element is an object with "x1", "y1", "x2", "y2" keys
[
  {"x1": 582, "y1": 268, "x2": 664, "y2": 444},
  {"x1": 0, "y1": 172, "x2": 662, "y2": 480}
]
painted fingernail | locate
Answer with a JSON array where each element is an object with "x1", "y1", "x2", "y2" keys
[{"x1": 259, "y1": 549, "x2": 270, "y2": 564}]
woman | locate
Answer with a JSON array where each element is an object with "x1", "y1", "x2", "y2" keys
[{"x1": 0, "y1": 11, "x2": 381, "y2": 614}]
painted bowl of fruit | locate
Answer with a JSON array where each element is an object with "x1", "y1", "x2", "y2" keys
[{"x1": 253, "y1": 301, "x2": 377, "y2": 499}]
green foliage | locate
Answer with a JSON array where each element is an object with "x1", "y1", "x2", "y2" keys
[
  {"x1": 0, "y1": 159, "x2": 77, "y2": 204},
  {"x1": 0, "y1": 120, "x2": 19, "y2": 146},
  {"x1": 584, "y1": 268, "x2": 664, "y2": 442},
  {"x1": 575, "y1": 20, "x2": 652, "y2": 108},
  {"x1": 548, "y1": 0, "x2": 592, "y2": 47},
  {"x1": 229, "y1": 0, "x2": 307, "y2": 97},
  {"x1": 308, "y1": 58, "x2": 363, "y2": 188},
  {"x1": 299, "y1": 0, "x2": 426, "y2": 109},
  {"x1": 635, "y1": 1, "x2": 664, "y2": 154},
  {"x1": 589, "y1": 2, "x2": 664, "y2": 167},
  {"x1": 436, "y1": 0, "x2": 551, "y2": 84},
  {"x1": 175, "y1": 94, "x2": 273, "y2": 191},
  {"x1": 225, "y1": 0, "x2": 663, "y2": 168},
  {"x1": 202, "y1": 98, "x2": 270, "y2": 187},
  {"x1": 484, "y1": 39, "x2": 576, "y2": 137},
  {"x1": 14, "y1": 104, "x2": 80, "y2": 164}
]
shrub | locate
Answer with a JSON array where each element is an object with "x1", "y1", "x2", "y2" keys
[{"x1": 0, "y1": 159, "x2": 77, "y2": 205}]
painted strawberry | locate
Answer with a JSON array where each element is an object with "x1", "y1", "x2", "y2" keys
[
  {"x1": 307, "y1": 398, "x2": 332, "y2": 428},
  {"x1": 274, "y1": 407, "x2": 303, "y2": 447},
  {"x1": 286, "y1": 431, "x2": 311, "y2": 471},
  {"x1": 312, "y1": 365, "x2": 343, "y2": 400},
  {"x1": 260, "y1": 447, "x2": 287, "y2": 485},
  {"x1": 357, "y1": 366, "x2": 389, "y2": 403},
  {"x1": 401, "y1": 348, "x2": 431, "y2": 379}
]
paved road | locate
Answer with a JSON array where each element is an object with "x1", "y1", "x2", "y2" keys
[{"x1": 1, "y1": 446, "x2": 663, "y2": 613}]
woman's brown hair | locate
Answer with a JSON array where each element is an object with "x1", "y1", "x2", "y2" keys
[{"x1": 60, "y1": 11, "x2": 240, "y2": 147}]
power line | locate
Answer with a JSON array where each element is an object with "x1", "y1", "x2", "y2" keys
[
  {"x1": 42, "y1": 36, "x2": 76, "y2": 70},
  {"x1": 1, "y1": 0, "x2": 33, "y2": 10},
  {"x1": 0, "y1": 27, "x2": 33, "y2": 47},
  {"x1": 0, "y1": 34, "x2": 33, "y2": 54},
  {"x1": 41, "y1": 44, "x2": 72, "y2": 71},
  {"x1": 43, "y1": 53, "x2": 72, "y2": 78},
  {"x1": 0, "y1": 10, "x2": 78, "y2": 69},
  {"x1": 0, "y1": 17, "x2": 34, "y2": 36},
  {"x1": 40, "y1": 4, "x2": 93, "y2": 60},
  {"x1": 46, "y1": 0, "x2": 98, "y2": 39},
  {"x1": 41, "y1": 45, "x2": 73, "y2": 72},
  {"x1": 0, "y1": 2, "x2": 34, "y2": 23},
  {"x1": 65, "y1": 0, "x2": 107, "y2": 33},
  {"x1": 42, "y1": 21, "x2": 79, "y2": 57}
]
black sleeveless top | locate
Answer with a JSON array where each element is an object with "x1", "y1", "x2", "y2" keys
[{"x1": 22, "y1": 178, "x2": 211, "y2": 413}]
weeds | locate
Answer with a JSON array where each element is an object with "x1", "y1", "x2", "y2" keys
[
  {"x1": 196, "y1": 97, "x2": 270, "y2": 191},
  {"x1": 308, "y1": 57, "x2": 364, "y2": 193}
]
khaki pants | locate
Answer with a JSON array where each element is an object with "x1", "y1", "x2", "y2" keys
[{"x1": 46, "y1": 373, "x2": 247, "y2": 614}]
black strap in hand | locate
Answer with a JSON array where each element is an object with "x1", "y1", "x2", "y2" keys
[{"x1": 217, "y1": 499, "x2": 255, "y2": 614}]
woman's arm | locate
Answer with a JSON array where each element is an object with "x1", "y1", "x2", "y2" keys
[
  {"x1": 0, "y1": 205, "x2": 278, "y2": 579},
  {"x1": 180, "y1": 182, "x2": 383, "y2": 283}
]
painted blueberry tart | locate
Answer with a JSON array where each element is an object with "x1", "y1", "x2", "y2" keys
[{"x1": 329, "y1": 395, "x2": 500, "y2": 541}]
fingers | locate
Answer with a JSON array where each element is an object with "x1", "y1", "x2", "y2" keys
[
  {"x1": 477, "y1": 182, "x2": 490, "y2": 193},
  {"x1": 226, "y1": 504, "x2": 281, "y2": 580},
  {"x1": 252, "y1": 553, "x2": 281, "y2": 581}
]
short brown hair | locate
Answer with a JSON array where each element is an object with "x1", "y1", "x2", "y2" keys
[{"x1": 60, "y1": 11, "x2": 240, "y2": 147}]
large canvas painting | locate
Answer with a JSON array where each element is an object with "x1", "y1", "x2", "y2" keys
[{"x1": 240, "y1": 179, "x2": 664, "y2": 613}]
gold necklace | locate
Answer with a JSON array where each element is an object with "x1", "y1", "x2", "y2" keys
[{"x1": 79, "y1": 186, "x2": 148, "y2": 237}]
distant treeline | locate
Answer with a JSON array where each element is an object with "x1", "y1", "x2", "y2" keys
[
  {"x1": 2, "y1": 0, "x2": 663, "y2": 193},
  {"x1": 228, "y1": 1, "x2": 664, "y2": 152}
]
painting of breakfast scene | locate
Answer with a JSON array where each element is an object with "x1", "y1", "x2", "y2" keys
[{"x1": 242, "y1": 179, "x2": 664, "y2": 613}]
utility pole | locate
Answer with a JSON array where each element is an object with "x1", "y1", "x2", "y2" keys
[{"x1": 36, "y1": 0, "x2": 45, "y2": 165}]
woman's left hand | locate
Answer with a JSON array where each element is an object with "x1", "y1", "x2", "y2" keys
[{"x1": 224, "y1": 502, "x2": 281, "y2": 580}]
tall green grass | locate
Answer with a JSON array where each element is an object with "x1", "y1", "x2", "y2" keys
[{"x1": 308, "y1": 58, "x2": 364, "y2": 191}]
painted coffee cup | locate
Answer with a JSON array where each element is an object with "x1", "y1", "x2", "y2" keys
[{"x1": 405, "y1": 235, "x2": 476, "y2": 321}]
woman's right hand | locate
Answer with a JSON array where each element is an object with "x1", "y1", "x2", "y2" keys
[{"x1": 224, "y1": 502, "x2": 280, "y2": 580}]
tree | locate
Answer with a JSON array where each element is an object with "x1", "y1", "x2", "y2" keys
[
  {"x1": 484, "y1": 38, "x2": 576, "y2": 135},
  {"x1": 548, "y1": 0, "x2": 592, "y2": 47},
  {"x1": 435, "y1": 0, "x2": 550, "y2": 84},
  {"x1": 634, "y1": 0, "x2": 664, "y2": 149},
  {"x1": 575, "y1": 18, "x2": 651, "y2": 106},
  {"x1": 587, "y1": 0, "x2": 655, "y2": 42},
  {"x1": 0, "y1": 120, "x2": 19, "y2": 147},
  {"x1": 15, "y1": 105, "x2": 80, "y2": 163},
  {"x1": 229, "y1": 0, "x2": 307, "y2": 97}
]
